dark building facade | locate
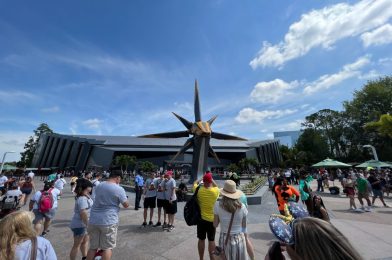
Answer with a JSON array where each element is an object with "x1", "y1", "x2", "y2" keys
[{"x1": 31, "y1": 133, "x2": 282, "y2": 172}]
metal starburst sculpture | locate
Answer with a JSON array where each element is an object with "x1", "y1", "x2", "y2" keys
[{"x1": 141, "y1": 80, "x2": 247, "y2": 181}]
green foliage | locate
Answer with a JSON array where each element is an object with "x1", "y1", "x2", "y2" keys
[
  {"x1": 19, "y1": 123, "x2": 53, "y2": 167},
  {"x1": 137, "y1": 161, "x2": 157, "y2": 173},
  {"x1": 366, "y1": 114, "x2": 392, "y2": 139},
  {"x1": 114, "y1": 155, "x2": 137, "y2": 172},
  {"x1": 295, "y1": 128, "x2": 329, "y2": 165},
  {"x1": 240, "y1": 176, "x2": 267, "y2": 195},
  {"x1": 295, "y1": 76, "x2": 392, "y2": 163},
  {"x1": 279, "y1": 145, "x2": 306, "y2": 168},
  {"x1": 226, "y1": 163, "x2": 239, "y2": 173},
  {"x1": 238, "y1": 158, "x2": 258, "y2": 174}
]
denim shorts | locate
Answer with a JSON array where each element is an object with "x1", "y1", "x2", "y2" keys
[{"x1": 71, "y1": 227, "x2": 87, "y2": 237}]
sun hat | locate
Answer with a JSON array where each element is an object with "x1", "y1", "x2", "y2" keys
[
  {"x1": 203, "y1": 172, "x2": 213, "y2": 183},
  {"x1": 220, "y1": 180, "x2": 242, "y2": 199}
]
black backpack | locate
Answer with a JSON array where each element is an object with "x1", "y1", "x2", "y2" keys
[{"x1": 184, "y1": 185, "x2": 201, "y2": 226}]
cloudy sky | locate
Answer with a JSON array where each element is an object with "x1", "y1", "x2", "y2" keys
[{"x1": 1, "y1": 0, "x2": 391, "y2": 162}]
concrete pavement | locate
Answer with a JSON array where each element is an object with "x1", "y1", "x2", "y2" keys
[{"x1": 19, "y1": 178, "x2": 392, "y2": 260}]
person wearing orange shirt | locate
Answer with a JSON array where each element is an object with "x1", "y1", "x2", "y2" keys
[{"x1": 273, "y1": 177, "x2": 300, "y2": 214}]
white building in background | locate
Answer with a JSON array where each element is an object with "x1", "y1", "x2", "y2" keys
[{"x1": 273, "y1": 130, "x2": 303, "y2": 148}]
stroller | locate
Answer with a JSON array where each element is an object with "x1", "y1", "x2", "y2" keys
[
  {"x1": 0, "y1": 181, "x2": 21, "y2": 219},
  {"x1": 0, "y1": 194, "x2": 20, "y2": 218}
]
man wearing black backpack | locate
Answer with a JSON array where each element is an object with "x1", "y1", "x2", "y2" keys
[{"x1": 193, "y1": 172, "x2": 219, "y2": 260}]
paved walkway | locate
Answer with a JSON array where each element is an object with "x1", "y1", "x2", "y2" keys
[{"x1": 20, "y1": 178, "x2": 392, "y2": 260}]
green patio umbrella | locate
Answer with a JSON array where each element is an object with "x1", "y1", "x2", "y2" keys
[
  {"x1": 0, "y1": 164, "x2": 17, "y2": 171},
  {"x1": 355, "y1": 160, "x2": 392, "y2": 168},
  {"x1": 312, "y1": 158, "x2": 351, "y2": 168}
]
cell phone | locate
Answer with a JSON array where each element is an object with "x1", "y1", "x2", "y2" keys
[{"x1": 268, "y1": 241, "x2": 285, "y2": 260}]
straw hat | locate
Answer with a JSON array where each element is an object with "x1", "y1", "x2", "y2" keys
[{"x1": 220, "y1": 180, "x2": 242, "y2": 199}]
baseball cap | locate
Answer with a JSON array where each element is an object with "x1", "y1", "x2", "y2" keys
[{"x1": 203, "y1": 172, "x2": 213, "y2": 183}]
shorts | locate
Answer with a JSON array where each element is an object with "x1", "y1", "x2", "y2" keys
[
  {"x1": 357, "y1": 192, "x2": 370, "y2": 200},
  {"x1": 373, "y1": 189, "x2": 383, "y2": 198},
  {"x1": 164, "y1": 200, "x2": 177, "y2": 215},
  {"x1": 157, "y1": 198, "x2": 165, "y2": 208},
  {"x1": 32, "y1": 208, "x2": 57, "y2": 223},
  {"x1": 197, "y1": 219, "x2": 216, "y2": 241},
  {"x1": 71, "y1": 227, "x2": 87, "y2": 237},
  {"x1": 88, "y1": 224, "x2": 118, "y2": 250},
  {"x1": 144, "y1": 196, "x2": 156, "y2": 209},
  {"x1": 21, "y1": 188, "x2": 33, "y2": 195}
]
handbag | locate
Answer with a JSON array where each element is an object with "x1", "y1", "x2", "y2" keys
[
  {"x1": 213, "y1": 211, "x2": 235, "y2": 260},
  {"x1": 30, "y1": 236, "x2": 37, "y2": 260}
]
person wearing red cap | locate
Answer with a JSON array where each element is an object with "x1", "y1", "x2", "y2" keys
[
  {"x1": 193, "y1": 171, "x2": 220, "y2": 260},
  {"x1": 163, "y1": 171, "x2": 177, "y2": 231}
]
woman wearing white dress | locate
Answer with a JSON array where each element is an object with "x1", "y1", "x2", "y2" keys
[{"x1": 213, "y1": 180, "x2": 248, "y2": 260}]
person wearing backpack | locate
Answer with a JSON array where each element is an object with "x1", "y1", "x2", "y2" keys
[
  {"x1": 29, "y1": 181, "x2": 60, "y2": 236},
  {"x1": 192, "y1": 172, "x2": 219, "y2": 260}
]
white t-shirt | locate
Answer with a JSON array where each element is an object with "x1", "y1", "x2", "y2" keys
[
  {"x1": 0, "y1": 175, "x2": 8, "y2": 187},
  {"x1": 54, "y1": 178, "x2": 66, "y2": 190},
  {"x1": 214, "y1": 201, "x2": 248, "y2": 235},
  {"x1": 15, "y1": 236, "x2": 57, "y2": 260},
  {"x1": 5, "y1": 189, "x2": 22, "y2": 198},
  {"x1": 284, "y1": 171, "x2": 291, "y2": 178},
  {"x1": 91, "y1": 179, "x2": 101, "y2": 200},
  {"x1": 32, "y1": 188, "x2": 61, "y2": 209},
  {"x1": 27, "y1": 171, "x2": 35, "y2": 179}
]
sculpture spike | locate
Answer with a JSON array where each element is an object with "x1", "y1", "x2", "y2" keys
[
  {"x1": 172, "y1": 112, "x2": 193, "y2": 129},
  {"x1": 170, "y1": 137, "x2": 194, "y2": 162},
  {"x1": 207, "y1": 115, "x2": 218, "y2": 126},
  {"x1": 211, "y1": 131, "x2": 247, "y2": 141},
  {"x1": 194, "y1": 80, "x2": 202, "y2": 122},
  {"x1": 208, "y1": 145, "x2": 220, "y2": 163}
]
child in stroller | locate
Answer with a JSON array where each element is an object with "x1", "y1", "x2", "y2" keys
[{"x1": 0, "y1": 180, "x2": 23, "y2": 218}]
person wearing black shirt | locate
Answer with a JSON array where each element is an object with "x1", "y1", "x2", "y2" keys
[{"x1": 367, "y1": 171, "x2": 389, "y2": 207}]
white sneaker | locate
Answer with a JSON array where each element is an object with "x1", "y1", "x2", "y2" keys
[
  {"x1": 354, "y1": 208, "x2": 364, "y2": 212},
  {"x1": 365, "y1": 207, "x2": 371, "y2": 212}
]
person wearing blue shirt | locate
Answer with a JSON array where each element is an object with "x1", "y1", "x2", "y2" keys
[{"x1": 134, "y1": 173, "x2": 144, "y2": 210}]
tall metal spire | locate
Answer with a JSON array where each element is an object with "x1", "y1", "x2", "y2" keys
[{"x1": 194, "y1": 80, "x2": 202, "y2": 122}]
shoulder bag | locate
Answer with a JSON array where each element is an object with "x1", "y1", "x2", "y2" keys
[
  {"x1": 30, "y1": 236, "x2": 38, "y2": 260},
  {"x1": 213, "y1": 211, "x2": 235, "y2": 260}
]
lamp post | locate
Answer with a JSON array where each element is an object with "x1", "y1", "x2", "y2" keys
[
  {"x1": 0, "y1": 151, "x2": 16, "y2": 175},
  {"x1": 363, "y1": 145, "x2": 378, "y2": 161}
]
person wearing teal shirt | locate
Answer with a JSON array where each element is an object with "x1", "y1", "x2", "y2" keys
[{"x1": 299, "y1": 173, "x2": 313, "y2": 213}]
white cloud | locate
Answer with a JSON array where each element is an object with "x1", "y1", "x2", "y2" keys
[
  {"x1": 0, "y1": 132, "x2": 31, "y2": 162},
  {"x1": 0, "y1": 90, "x2": 37, "y2": 103},
  {"x1": 250, "y1": 79, "x2": 299, "y2": 104},
  {"x1": 41, "y1": 106, "x2": 60, "y2": 113},
  {"x1": 361, "y1": 24, "x2": 392, "y2": 47},
  {"x1": 303, "y1": 56, "x2": 370, "y2": 95},
  {"x1": 250, "y1": 0, "x2": 392, "y2": 68},
  {"x1": 235, "y1": 108, "x2": 297, "y2": 124},
  {"x1": 82, "y1": 118, "x2": 103, "y2": 129},
  {"x1": 281, "y1": 120, "x2": 303, "y2": 131},
  {"x1": 358, "y1": 69, "x2": 381, "y2": 80}
]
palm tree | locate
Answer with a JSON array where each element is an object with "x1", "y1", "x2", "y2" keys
[{"x1": 114, "y1": 155, "x2": 137, "y2": 173}]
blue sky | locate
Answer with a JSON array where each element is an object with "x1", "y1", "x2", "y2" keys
[{"x1": 0, "y1": 0, "x2": 391, "y2": 162}]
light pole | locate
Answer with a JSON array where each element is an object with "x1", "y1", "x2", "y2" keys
[
  {"x1": 0, "y1": 151, "x2": 16, "y2": 175},
  {"x1": 363, "y1": 145, "x2": 378, "y2": 161}
]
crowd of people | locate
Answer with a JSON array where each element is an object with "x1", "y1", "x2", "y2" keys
[{"x1": 0, "y1": 166, "x2": 390, "y2": 260}]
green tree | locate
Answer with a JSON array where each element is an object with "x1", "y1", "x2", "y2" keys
[
  {"x1": 114, "y1": 155, "x2": 137, "y2": 172},
  {"x1": 238, "y1": 158, "x2": 258, "y2": 174},
  {"x1": 20, "y1": 123, "x2": 53, "y2": 167},
  {"x1": 279, "y1": 145, "x2": 307, "y2": 168},
  {"x1": 304, "y1": 109, "x2": 347, "y2": 158},
  {"x1": 137, "y1": 161, "x2": 157, "y2": 173},
  {"x1": 366, "y1": 114, "x2": 392, "y2": 138},
  {"x1": 226, "y1": 163, "x2": 239, "y2": 173},
  {"x1": 343, "y1": 76, "x2": 392, "y2": 161},
  {"x1": 295, "y1": 128, "x2": 329, "y2": 165}
]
